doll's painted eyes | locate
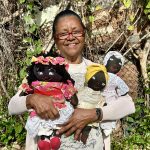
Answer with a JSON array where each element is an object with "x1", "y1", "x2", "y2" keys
[
  {"x1": 39, "y1": 72, "x2": 43, "y2": 75},
  {"x1": 102, "y1": 83, "x2": 105, "y2": 86},
  {"x1": 49, "y1": 72, "x2": 54, "y2": 75},
  {"x1": 92, "y1": 76, "x2": 96, "y2": 80}
]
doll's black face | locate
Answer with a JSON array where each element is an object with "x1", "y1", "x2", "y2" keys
[
  {"x1": 87, "y1": 71, "x2": 106, "y2": 91},
  {"x1": 33, "y1": 64, "x2": 63, "y2": 82},
  {"x1": 105, "y1": 55, "x2": 122, "y2": 74}
]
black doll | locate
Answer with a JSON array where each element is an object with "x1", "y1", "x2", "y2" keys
[
  {"x1": 77, "y1": 64, "x2": 109, "y2": 144},
  {"x1": 101, "y1": 51, "x2": 129, "y2": 150},
  {"x1": 20, "y1": 56, "x2": 78, "y2": 150}
]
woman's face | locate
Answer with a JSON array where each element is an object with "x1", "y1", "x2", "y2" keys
[{"x1": 54, "y1": 15, "x2": 85, "y2": 58}]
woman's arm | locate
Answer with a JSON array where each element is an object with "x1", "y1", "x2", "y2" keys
[
  {"x1": 102, "y1": 94, "x2": 135, "y2": 121},
  {"x1": 8, "y1": 91, "x2": 59, "y2": 119},
  {"x1": 57, "y1": 94, "x2": 135, "y2": 139}
]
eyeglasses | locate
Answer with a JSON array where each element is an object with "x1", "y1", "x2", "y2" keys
[{"x1": 55, "y1": 31, "x2": 85, "y2": 40}]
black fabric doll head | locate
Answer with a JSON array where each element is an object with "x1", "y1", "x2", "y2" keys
[
  {"x1": 26, "y1": 56, "x2": 74, "y2": 86},
  {"x1": 85, "y1": 64, "x2": 108, "y2": 91},
  {"x1": 103, "y1": 51, "x2": 125, "y2": 74},
  {"x1": 21, "y1": 55, "x2": 78, "y2": 106}
]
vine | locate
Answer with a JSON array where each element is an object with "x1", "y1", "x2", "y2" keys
[{"x1": 19, "y1": 0, "x2": 43, "y2": 80}]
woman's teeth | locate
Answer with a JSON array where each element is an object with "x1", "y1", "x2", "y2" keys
[{"x1": 68, "y1": 43, "x2": 76, "y2": 48}]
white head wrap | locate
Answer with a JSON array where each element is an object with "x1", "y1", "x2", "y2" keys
[{"x1": 103, "y1": 51, "x2": 125, "y2": 66}]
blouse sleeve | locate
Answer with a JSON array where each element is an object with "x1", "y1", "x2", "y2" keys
[
  {"x1": 8, "y1": 90, "x2": 28, "y2": 115},
  {"x1": 101, "y1": 94, "x2": 135, "y2": 121}
]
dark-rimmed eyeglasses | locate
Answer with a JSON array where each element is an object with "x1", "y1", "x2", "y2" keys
[{"x1": 55, "y1": 31, "x2": 85, "y2": 40}]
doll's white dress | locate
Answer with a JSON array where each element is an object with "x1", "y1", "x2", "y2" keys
[{"x1": 101, "y1": 72, "x2": 129, "y2": 136}]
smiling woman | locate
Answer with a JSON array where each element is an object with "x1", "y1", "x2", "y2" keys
[
  {"x1": 8, "y1": 9, "x2": 135, "y2": 150},
  {"x1": 53, "y1": 10, "x2": 85, "y2": 61}
]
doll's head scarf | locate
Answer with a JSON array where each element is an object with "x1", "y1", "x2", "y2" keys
[
  {"x1": 85, "y1": 64, "x2": 109, "y2": 83},
  {"x1": 103, "y1": 51, "x2": 125, "y2": 67}
]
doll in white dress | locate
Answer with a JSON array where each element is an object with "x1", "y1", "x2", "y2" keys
[
  {"x1": 77, "y1": 64, "x2": 108, "y2": 144},
  {"x1": 101, "y1": 51, "x2": 129, "y2": 150}
]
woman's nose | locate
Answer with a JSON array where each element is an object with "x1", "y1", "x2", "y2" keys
[{"x1": 66, "y1": 33, "x2": 75, "y2": 40}]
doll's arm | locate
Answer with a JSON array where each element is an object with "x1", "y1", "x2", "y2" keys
[
  {"x1": 67, "y1": 94, "x2": 78, "y2": 107},
  {"x1": 116, "y1": 76, "x2": 129, "y2": 96}
]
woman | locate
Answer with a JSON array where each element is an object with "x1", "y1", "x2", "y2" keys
[{"x1": 8, "y1": 9, "x2": 135, "y2": 150}]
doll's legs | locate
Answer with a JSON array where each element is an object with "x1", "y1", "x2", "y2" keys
[
  {"x1": 38, "y1": 130, "x2": 61, "y2": 150},
  {"x1": 38, "y1": 135, "x2": 51, "y2": 150},
  {"x1": 103, "y1": 135, "x2": 111, "y2": 150}
]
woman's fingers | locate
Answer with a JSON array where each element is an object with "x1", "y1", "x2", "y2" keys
[
  {"x1": 57, "y1": 120, "x2": 72, "y2": 135},
  {"x1": 57, "y1": 108, "x2": 97, "y2": 138},
  {"x1": 74, "y1": 129, "x2": 82, "y2": 140},
  {"x1": 50, "y1": 104, "x2": 59, "y2": 118},
  {"x1": 28, "y1": 94, "x2": 60, "y2": 120},
  {"x1": 65, "y1": 125, "x2": 77, "y2": 137}
]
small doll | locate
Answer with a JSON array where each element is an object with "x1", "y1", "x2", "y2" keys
[
  {"x1": 101, "y1": 51, "x2": 129, "y2": 150},
  {"x1": 77, "y1": 64, "x2": 109, "y2": 144},
  {"x1": 20, "y1": 55, "x2": 78, "y2": 150}
]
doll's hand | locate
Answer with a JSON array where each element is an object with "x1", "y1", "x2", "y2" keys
[
  {"x1": 56, "y1": 108, "x2": 98, "y2": 140},
  {"x1": 26, "y1": 94, "x2": 59, "y2": 120}
]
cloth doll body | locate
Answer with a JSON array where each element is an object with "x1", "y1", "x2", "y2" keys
[
  {"x1": 20, "y1": 56, "x2": 78, "y2": 150},
  {"x1": 101, "y1": 51, "x2": 129, "y2": 150},
  {"x1": 77, "y1": 64, "x2": 108, "y2": 144}
]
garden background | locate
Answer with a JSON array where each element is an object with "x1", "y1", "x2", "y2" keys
[{"x1": 0, "y1": 0, "x2": 150, "y2": 149}]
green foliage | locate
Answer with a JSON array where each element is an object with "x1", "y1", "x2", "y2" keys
[
  {"x1": 89, "y1": 15, "x2": 95, "y2": 23},
  {"x1": 0, "y1": 1, "x2": 43, "y2": 148},
  {"x1": 143, "y1": 0, "x2": 150, "y2": 19},
  {"x1": 19, "y1": 0, "x2": 43, "y2": 80},
  {"x1": 112, "y1": 98, "x2": 150, "y2": 149},
  {"x1": 0, "y1": 113, "x2": 26, "y2": 146},
  {"x1": 122, "y1": 0, "x2": 132, "y2": 8},
  {"x1": 0, "y1": 95, "x2": 27, "y2": 146}
]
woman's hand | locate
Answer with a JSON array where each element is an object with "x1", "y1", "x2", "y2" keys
[
  {"x1": 57, "y1": 108, "x2": 97, "y2": 140},
  {"x1": 26, "y1": 94, "x2": 59, "y2": 120}
]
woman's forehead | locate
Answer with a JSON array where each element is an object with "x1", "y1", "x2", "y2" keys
[{"x1": 55, "y1": 16, "x2": 83, "y2": 31}]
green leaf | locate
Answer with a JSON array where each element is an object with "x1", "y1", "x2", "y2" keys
[
  {"x1": 28, "y1": 24, "x2": 38, "y2": 33},
  {"x1": 95, "y1": 5, "x2": 102, "y2": 11},
  {"x1": 20, "y1": 68, "x2": 27, "y2": 79},
  {"x1": 123, "y1": 0, "x2": 132, "y2": 8},
  {"x1": 19, "y1": 0, "x2": 26, "y2": 4},
  {"x1": 127, "y1": 25, "x2": 134, "y2": 30},
  {"x1": 26, "y1": 50, "x2": 33, "y2": 57},
  {"x1": 146, "y1": 1, "x2": 150, "y2": 9},
  {"x1": 8, "y1": 136, "x2": 13, "y2": 140},
  {"x1": 136, "y1": 98, "x2": 144, "y2": 104},
  {"x1": 144, "y1": 8, "x2": 150, "y2": 14},
  {"x1": 129, "y1": 14, "x2": 134, "y2": 22},
  {"x1": 25, "y1": 58, "x2": 32, "y2": 65},
  {"x1": 89, "y1": 16, "x2": 95, "y2": 23},
  {"x1": 24, "y1": 14, "x2": 34, "y2": 25},
  {"x1": 23, "y1": 37, "x2": 32, "y2": 43},
  {"x1": 27, "y1": 2, "x2": 33, "y2": 10},
  {"x1": 127, "y1": 117, "x2": 134, "y2": 122},
  {"x1": 15, "y1": 124, "x2": 23, "y2": 134}
]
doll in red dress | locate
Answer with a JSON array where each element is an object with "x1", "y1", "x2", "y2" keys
[{"x1": 20, "y1": 55, "x2": 78, "y2": 150}]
